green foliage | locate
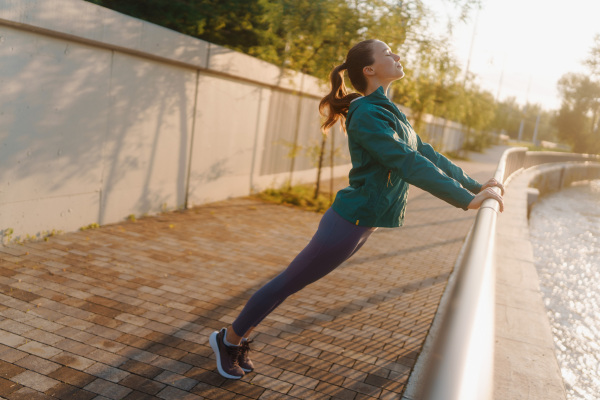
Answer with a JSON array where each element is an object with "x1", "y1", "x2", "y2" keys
[
  {"x1": 80, "y1": 223, "x2": 100, "y2": 231},
  {"x1": 462, "y1": 130, "x2": 492, "y2": 153},
  {"x1": 487, "y1": 97, "x2": 558, "y2": 144},
  {"x1": 254, "y1": 183, "x2": 332, "y2": 213},
  {"x1": 2, "y1": 228, "x2": 14, "y2": 244},
  {"x1": 585, "y1": 34, "x2": 600, "y2": 78},
  {"x1": 84, "y1": 0, "x2": 482, "y2": 81},
  {"x1": 460, "y1": 84, "x2": 496, "y2": 131},
  {"x1": 488, "y1": 97, "x2": 522, "y2": 138},
  {"x1": 552, "y1": 37, "x2": 600, "y2": 154},
  {"x1": 393, "y1": 38, "x2": 465, "y2": 132},
  {"x1": 555, "y1": 72, "x2": 600, "y2": 154}
]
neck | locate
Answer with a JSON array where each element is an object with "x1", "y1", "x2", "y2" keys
[{"x1": 364, "y1": 79, "x2": 390, "y2": 96}]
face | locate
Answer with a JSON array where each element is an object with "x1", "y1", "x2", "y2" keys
[{"x1": 364, "y1": 40, "x2": 404, "y2": 82}]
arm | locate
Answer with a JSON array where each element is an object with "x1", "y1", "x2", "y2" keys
[
  {"x1": 352, "y1": 109, "x2": 475, "y2": 210},
  {"x1": 416, "y1": 135, "x2": 482, "y2": 194}
]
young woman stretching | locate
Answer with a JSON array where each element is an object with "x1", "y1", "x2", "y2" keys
[{"x1": 210, "y1": 39, "x2": 504, "y2": 379}]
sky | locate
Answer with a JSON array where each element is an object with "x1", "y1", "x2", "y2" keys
[{"x1": 425, "y1": 0, "x2": 600, "y2": 111}]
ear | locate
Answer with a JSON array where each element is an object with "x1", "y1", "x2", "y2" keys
[{"x1": 363, "y1": 65, "x2": 375, "y2": 76}]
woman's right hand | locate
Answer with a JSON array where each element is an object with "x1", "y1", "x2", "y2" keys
[{"x1": 468, "y1": 188, "x2": 504, "y2": 212}]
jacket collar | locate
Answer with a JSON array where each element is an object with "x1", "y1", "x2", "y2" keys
[
  {"x1": 351, "y1": 86, "x2": 392, "y2": 108},
  {"x1": 348, "y1": 86, "x2": 400, "y2": 120}
]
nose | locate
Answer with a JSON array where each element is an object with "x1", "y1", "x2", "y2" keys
[{"x1": 393, "y1": 54, "x2": 401, "y2": 62}]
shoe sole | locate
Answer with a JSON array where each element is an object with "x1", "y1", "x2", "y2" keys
[{"x1": 209, "y1": 331, "x2": 243, "y2": 380}]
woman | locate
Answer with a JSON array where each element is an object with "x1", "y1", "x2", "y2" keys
[{"x1": 210, "y1": 39, "x2": 504, "y2": 379}]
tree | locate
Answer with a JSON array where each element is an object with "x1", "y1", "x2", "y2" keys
[
  {"x1": 555, "y1": 73, "x2": 600, "y2": 153},
  {"x1": 584, "y1": 34, "x2": 600, "y2": 78},
  {"x1": 488, "y1": 97, "x2": 522, "y2": 138},
  {"x1": 392, "y1": 38, "x2": 464, "y2": 134},
  {"x1": 86, "y1": 0, "x2": 272, "y2": 52},
  {"x1": 552, "y1": 36, "x2": 600, "y2": 154}
]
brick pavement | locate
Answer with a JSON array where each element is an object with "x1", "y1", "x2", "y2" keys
[{"x1": 0, "y1": 147, "x2": 505, "y2": 400}]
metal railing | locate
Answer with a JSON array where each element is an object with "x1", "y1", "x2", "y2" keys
[{"x1": 408, "y1": 147, "x2": 600, "y2": 400}]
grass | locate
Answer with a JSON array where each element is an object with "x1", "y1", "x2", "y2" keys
[{"x1": 253, "y1": 184, "x2": 334, "y2": 213}]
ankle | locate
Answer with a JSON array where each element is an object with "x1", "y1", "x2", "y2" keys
[{"x1": 224, "y1": 328, "x2": 241, "y2": 347}]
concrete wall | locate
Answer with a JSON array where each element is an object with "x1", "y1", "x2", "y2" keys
[{"x1": 0, "y1": 0, "x2": 467, "y2": 242}]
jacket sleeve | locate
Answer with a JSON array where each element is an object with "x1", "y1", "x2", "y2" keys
[
  {"x1": 351, "y1": 108, "x2": 475, "y2": 210},
  {"x1": 416, "y1": 135, "x2": 482, "y2": 194}
]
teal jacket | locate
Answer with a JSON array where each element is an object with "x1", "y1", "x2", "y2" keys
[{"x1": 332, "y1": 86, "x2": 482, "y2": 228}]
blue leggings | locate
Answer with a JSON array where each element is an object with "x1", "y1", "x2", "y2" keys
[{"x1": 231, "y1": 208, "x2": 376, "y2": 337}]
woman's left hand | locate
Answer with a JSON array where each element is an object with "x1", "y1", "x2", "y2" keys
[{"x1": 480, "y1": 178, "x2": 505, "y2": 195}]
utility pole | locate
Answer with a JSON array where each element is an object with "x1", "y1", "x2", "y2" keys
[
  {"x1": 496, "y1": 55, "x2": 506, "y2": 102},
  {"x1": 532, "y1": 114, "x2": 541, "y2": 145},
  {"x1": 517, "y1": 75, "x2": 532, "y2": 142},
  {"x1": 463, "y1": 7, "x2": 480, "y2": 88}
]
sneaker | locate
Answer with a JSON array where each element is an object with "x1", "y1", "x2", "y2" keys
[
  {"x1": 238, "y1": 339, "x2": 255, "y2": 372},
  {"x1": 209, "y1": 328, "x2": 244, "y2": 379}
]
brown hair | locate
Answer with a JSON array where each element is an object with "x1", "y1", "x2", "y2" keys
[{"x1": 319, "y1": 39, "x2": 378, "y2": 132}]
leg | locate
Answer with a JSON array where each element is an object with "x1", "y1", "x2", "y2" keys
[
  {"x1": 225, "y1": 325, "x2": 254, "y2": 346},
  {"x1": 212, "y1": 209, "x2": 375, "y2": 378},
  {"x1": 229, "y1": 208, "x2": 375, "y2": 339}
]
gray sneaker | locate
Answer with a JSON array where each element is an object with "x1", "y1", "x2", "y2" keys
[{"x1": 209, "y1": 328, "x2": 244, "y2": 379}]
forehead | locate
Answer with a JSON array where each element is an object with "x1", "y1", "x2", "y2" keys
[{"x1": 372, "y1": 40, "x2": 391, "y2": 52}]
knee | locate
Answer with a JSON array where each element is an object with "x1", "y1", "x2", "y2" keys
[{"x1": 260, "y1": 274, "x2": 301, "y2": 301}]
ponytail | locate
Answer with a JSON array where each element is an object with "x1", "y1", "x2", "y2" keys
[
  {"x1": 318, "y1": 39, "x2": 377, "y2": 133},
  {"x1": 318, "y1": 63, "x2": 361, "y2": 132}
]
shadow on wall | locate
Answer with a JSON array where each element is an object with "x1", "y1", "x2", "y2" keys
[
  {"x1": 0, "y1": 0, "x2": 350, "y2": 239},
  {"x1": 0, "y1": 22, "x2": 197, "y2": 233}
]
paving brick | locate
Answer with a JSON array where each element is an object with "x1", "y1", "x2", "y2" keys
[
  {"x1": 83, "y1": 378, "x2": 133, "y2": 400},
  {"x1": 48, "y1": 366, "x2": 97, "y2": 388},
  {"x1": 51, "y1": 352, "x2": 96, "y2": 371},
  {"x1": 0, "y1": 345, "x2": 28, "y2": 363},
  {"x1": 6, "y1": 386, "x2": 54, "y2": 400},
  {"x1": 278, "y1": 370, "x2": 319, "y2": 390},
  {"x1": 0, "y1": 329, "x2": 27, "y2": 347},
  {"x1": 343, "y1": 378, "x2": 381, "y2": 397},
  {"x1": 287, "y1": 384, "x2": 331, "y2": 399},
  {"x1": 149, "y1": 356, "x2": 191, "y2": 375},
  {"x1": 0, "y1": 360, "x2": 26, "y2": 379},
  {"x1": 87, "y1": 349, "x2": 128, "y2": 367},
  {"x1": 191, "y1": 382, "x2": 240, "y2": 400},
  {"x1": 122, "y1": 390, "x2": 161, "y2": 400},
  {"x1": 147, "y1": 343, "x2": 187, "y2": 360},
  {"x1": 154, "y1": 370, "x2": 197, "y2": 391},
  {"x1": 84, "y1": 363, "x2": 129, "y2": 383},
  {"x1": 315, "y1": 380, "x2": 356, "y2": 400},
  {"x1": 44, "y1": 382, "x2": 96, "y2": 400},
  {"x1": 250, "y1": 374, "x2": 293, "y2": 394},
  {"x1": 11, "y1": 370, "x2": 59, "y2": 392},
  {"x1": 118, "y1": 359, "x2": 164, "y2": 379},
  {"x1": 0, "y1": 319, "x2": 36, "y2": 335},
  {"x1": 220, "y1": 378, "x2": 266, "y2": 399},
  {"x1": 0, "y1": 376, "x2": 22, "y2": 397},
  {"x1": 119, "y1": 373, "x2": 165, "y2": 395},
  {"x1": 156, "y1": 385, "x2": 203, "y2": 399},
  {"x1": 14, "y1": 354, "x2": 61, "y2": 375}
]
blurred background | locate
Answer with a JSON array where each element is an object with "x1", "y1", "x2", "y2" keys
[{"x1": 85, "y1": 0, "x2": 600, "y2": 154}]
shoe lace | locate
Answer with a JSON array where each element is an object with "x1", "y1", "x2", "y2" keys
[
  {"x1": 225, "y1": 344, "x2": 241, "y2": 366},
  {"x1": 240, "y1": 339, "x2": 253, "y2": 360}
]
